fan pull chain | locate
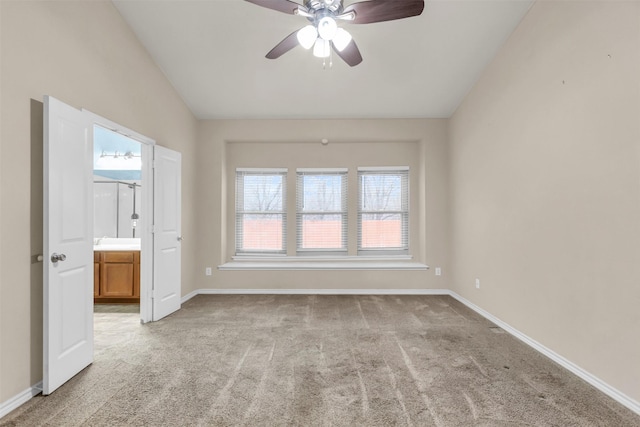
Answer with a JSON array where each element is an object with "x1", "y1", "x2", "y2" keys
[{"x1": 322, "y1": 49, "x2": 334, "y2": 69}]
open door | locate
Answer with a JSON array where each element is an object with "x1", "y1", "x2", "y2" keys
[
  {"x1": 43, "y1": 98, "x2": 182, "y2": 393},
  {"x1": 43, "y1": 96, "x2": 94, "y2": 394},
  {"x1": 152, "y1": 146, "x2": 182, "y2": 320}
]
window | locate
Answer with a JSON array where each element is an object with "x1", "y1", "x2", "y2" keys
[
  {"x1": 234, "y1": 166, "x2": 411, "y2": 259},
  {"x1": 235, "y1": 169, "x2": 286, "y2": 254},
  {"x1": 296, "y1": 169, "x2": 348, "y2": 253},
  {"x1": 358, "y1": 167, "x2": 409, "y2": 254}
]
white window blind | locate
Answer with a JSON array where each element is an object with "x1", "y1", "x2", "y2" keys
[
  {"x1": 358, "y1": 167, "x2": 409, "y2": 254},
  {"x1": 296, "y1": 169, "x2": 348, "y2": 253},
  {"x1": 236, "y1": 169, "x2": 287, "y2": 254}
]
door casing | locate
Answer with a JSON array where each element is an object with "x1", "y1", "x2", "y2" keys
[{"x1": 83, "y1": 110, "x2": 155, "y2": 323}]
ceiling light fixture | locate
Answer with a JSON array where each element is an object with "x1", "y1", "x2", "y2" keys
[
  {"x1": 313, "y1": 38, "x2": 330, "y2": 58},
  {"x1": 99, "y1": 150, "x2": 140, "y2": 159},
  {"x1": 296, "y1": 25, "x2": 318, "y2": 49},
  {"x1": 246, "y1": 0, "x2": 425, "y2": 67},
  {"x1": 317, "y1": 16, "x2": 338, "y2": 40},
  {"x1": 332, "y1": 28, "x2": 352, "y2": 52}
]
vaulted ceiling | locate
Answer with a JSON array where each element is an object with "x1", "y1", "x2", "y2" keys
[{"x1": 112, "y1": 0, "x2": 533, "y2": 120}]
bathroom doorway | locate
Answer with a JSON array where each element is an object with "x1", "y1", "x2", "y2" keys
[
  {"x1": 93, "y1": 125, "x2": 143, "y2": 310},
  {"x1": 43, "y1": 96, "x2": 182, "y2": 394}
]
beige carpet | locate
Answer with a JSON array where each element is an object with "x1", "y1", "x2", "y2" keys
[{"x1": 2, "y1": 295, "x2": 639, "y2": 426}]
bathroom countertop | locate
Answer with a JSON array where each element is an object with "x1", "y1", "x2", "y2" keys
[
  {"x1": 93, "y1": 238, "x2": 141, "y2": 252},
  {"x1": 93, "y1": 244, "x2": 140, "y2": 251}
]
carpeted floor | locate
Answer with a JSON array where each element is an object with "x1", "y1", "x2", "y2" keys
[{"x1": 2, "y1": 295, "x2": 639, "y2": 426}]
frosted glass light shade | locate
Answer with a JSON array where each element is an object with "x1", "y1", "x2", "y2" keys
[
  {"x1": 297, "y1": 25, "x2": 318, "y2": 49},
  {"x1": 313, "y1": 38, "x2": 330, "y2": 58},
  {"x1": 332, "y1": 28, "x2": 352, "y2": 52},
  {"x1": 317, "y1": 16, "x2": 337, "y2": 40}
]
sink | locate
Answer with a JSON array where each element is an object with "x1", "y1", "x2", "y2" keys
[{"x1": 94, "y1": 238, "x2": 141, "y2": 251}]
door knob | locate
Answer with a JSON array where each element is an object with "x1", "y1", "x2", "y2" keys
[{"x1": 51, "y1": 253, "x2": 67, "y2": 263}]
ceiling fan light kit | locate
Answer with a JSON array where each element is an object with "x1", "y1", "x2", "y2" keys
[
  {"x1": 332, "y1": 28, "x2": 352, "y2": 51},
  {"x1": 318, "y1": 16, "x2": 338, "y2": 39},
  {"x1": 297, "y1": 25, "x2": 318, "y2": 49},
  {"x1": 313, "y1": 38, "x2": 331, "y2": 58},
  {"x1": 246, "y1": 0, "x2": 425, "y2": 67}
]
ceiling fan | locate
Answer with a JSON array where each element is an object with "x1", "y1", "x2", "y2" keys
[{"x1": 245, "y1": 0, "x2": 425, "y2": 67}]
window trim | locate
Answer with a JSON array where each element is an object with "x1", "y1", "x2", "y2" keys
[{"x1": 221, "y1": 254, "x2": 427, "y2": 271}]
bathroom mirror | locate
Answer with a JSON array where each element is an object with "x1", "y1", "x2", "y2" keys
[{"x1": 93, "y1": 125, "x2": 142, "y2": 239}]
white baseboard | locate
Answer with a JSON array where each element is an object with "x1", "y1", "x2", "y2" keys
[
  {"x1": 0, "y1": 382, "x2": 42, "y2": 419},
  {"x1": 448, "y1": 291, "x2": 640, "y2": 416},
  {"x1": 180, "y1": 289, "x2": 200, "y2": 303}
]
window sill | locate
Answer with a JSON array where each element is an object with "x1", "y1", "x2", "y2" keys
[{"x1": 218, "y1": 256, "x2": 428, "y2": 271}]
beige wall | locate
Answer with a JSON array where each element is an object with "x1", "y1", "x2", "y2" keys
[
  {"x1": 3, "y1": 0, "x2": 637, "y2": 414},
  {"x1": 0, "y1": 0, "x2": 4, "y2": 405},
  {"x1": 0, "y1": 1, "x2": 198, "y2": 403},
  {"x1": 196, "y1": 119, "x2": 449, "y2": 290},
  {"x1": 449, "y1": 1, "x2": 640, "y2": 403}
]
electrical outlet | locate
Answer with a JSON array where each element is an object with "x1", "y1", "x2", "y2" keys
[
  {"x1": 205, "y1": 267, "x2": 212, "y2": 276},
  {"x1": 475, "y1": 278, "x2": 480, "y2": 289},
  {"x1": 435, "y1": 267, "x2": 442, "y2": 276}
]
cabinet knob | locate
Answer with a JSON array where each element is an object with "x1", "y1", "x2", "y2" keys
[{"x1": 177, "y1": 236, "x2": 184, "y2": 242}]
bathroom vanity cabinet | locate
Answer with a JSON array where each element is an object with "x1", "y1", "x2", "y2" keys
[{"x1": 94, "y1": 250, "x2": 140, "y2": 303}]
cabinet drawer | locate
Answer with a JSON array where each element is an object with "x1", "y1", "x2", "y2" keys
[{"x1": 102, "y1": 251, "x2": 135, "y2": 263}]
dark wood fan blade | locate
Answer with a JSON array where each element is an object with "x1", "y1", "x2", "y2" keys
[
  {"x1": 343, "y1": 0, "x2": 424, "y2": 24},
  {"x1": 333, "y1": 39, "x2": 363, "y2": 67},
  {"x1": 266, "y1": 30, "x2": 300, "y2": 59},
  {"x1": 245, "y1": 0, "x2": 301, "y2": 15}
]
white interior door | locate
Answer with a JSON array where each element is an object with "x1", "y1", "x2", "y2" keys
[
  {"x1": 152, "y1": 145, "x2": 182, "y2": 320},
  {"x1": 43, "y1": 96, "x2": 94, "y2": 395}
]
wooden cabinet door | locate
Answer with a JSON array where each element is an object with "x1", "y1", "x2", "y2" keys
[
  {"x1": 100, "y1": 251, "x2": 136, "y2": 298},
  {"x1": 133, "y1": 251, "x2": 140, "y2": 298},
  {"x1": 100, "y1": 263, "x2": 135, "y2": 297},
  {"x1": 94, "y1": 251, "x2": 100, "y2": 297},
  {"x1": 94, "y1": 263, "x2": 100, "y2": 297}
]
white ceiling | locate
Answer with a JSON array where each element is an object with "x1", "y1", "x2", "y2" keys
[{"x1": 112, "y1": 0, "x2": 533, "y2": 120}]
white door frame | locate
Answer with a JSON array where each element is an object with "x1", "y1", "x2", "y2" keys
[{"x1": 83, "y1": 110, "x2": 155, "y2": 323}]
